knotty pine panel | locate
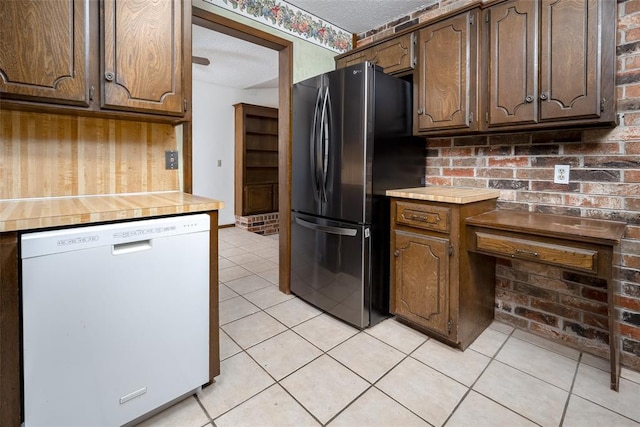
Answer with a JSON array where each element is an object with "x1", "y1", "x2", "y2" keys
[{"x1": 0, "y1": 110, "x2": 179, "y2": 199}]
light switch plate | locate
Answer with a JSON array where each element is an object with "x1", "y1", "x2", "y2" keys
[{"x1": 165, "y1": 151, "x2": 179, "y2": 170}]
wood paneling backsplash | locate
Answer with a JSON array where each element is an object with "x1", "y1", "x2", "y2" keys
[{"x1": 0, "y1": 110, "x2": 180, "y2": 199}]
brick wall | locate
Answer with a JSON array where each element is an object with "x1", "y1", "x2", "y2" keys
[
  {"x1": 357, "y1": 0, "x2": 640, "y2": 370},
  {"x1": 235, "y1": 213, "x2": 279, "y2": 235}
]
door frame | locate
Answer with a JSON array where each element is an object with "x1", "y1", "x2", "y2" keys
[{"x1": 187, "y1": 7, "x2": 293, "y2": 294}]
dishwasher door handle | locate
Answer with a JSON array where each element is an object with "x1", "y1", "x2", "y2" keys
[{"x1": 112, "y1": 240, "x2": 152, "y2": 255}]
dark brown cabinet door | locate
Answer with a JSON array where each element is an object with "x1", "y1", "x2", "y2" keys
[
  {"x1": 415, "y1": 10, "x2": 478, "y2": 133},
  {"x1": 486, "y1": 0, "x2": 538, "y2": 127},
  {"x1": 539, "y1": 0, "x2": 600, "y2": 121},
  {"x1": 102, "y1": 0, "x2": 184, "y2": 115},
  {"x1": 244, "y1": 184, "x2": 274, "y2": 215},
  {"x1": 0, "y1": 0, "x2": 89, "y2": 106},
  {"x1": 335, "y1": 33, "x2": 414, "y2": 75},
  {"x1": 393, "y1": 230, "x2": 451, "y2": 337}
]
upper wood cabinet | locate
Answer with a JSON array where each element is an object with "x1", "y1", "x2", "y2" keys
[
  {"x1": 0, "y1": 0, "x2": 190, "y2": 122},
  {"x1": 335, "y1": 33, "x2": 415, "y2": 75},
  {"x1": 483, "y1": 0, "x2": 616, "y2": 130},
  {"x1": 102, "y1": 0, "x2": 185, "y2": 115},
  {"x1": 414, "y1": 10, "x2": 479, "y2": 134},
  {"x1": 0, "y1": 0, "x2": 90, "y2": 106}
]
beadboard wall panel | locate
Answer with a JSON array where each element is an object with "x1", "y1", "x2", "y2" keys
[{"x1": 0, "y1": 110, "x2": 179, "y2": 199}]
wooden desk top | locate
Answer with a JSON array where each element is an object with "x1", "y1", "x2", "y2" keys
[
  {"x1": 386, "y1": 186, "x2": 501, "y2": 204},
  {"x1": 466, "y1": 209, "x2": 627, "y2": 245},
  {"x1": 0, "y1": 192, "x2": 224, "y2": 232}
]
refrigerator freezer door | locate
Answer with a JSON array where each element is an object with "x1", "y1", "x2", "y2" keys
[
  {"x1": 290, "y1": 212, "x2": 370, "y2": 328},
  {"x1": 292, "y1": 63, "x2": 372, "y2": 224},
  {"x1": 292, "y1": 75, "x2": 324, "y2": 215}
]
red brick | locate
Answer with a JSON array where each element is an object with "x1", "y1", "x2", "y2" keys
[
  {"x1": 560, "y1": 295, "x2": 609, "y2": 316},
  {"x1": 426, "y1": 157, "x2": 450, "y2": 167},
  {"x1": 488, "y1": 157, "x2": 530, "y2": 167},
  {"x1": 626, "y1": 56, "x2": 640, "y2": 71},
  {"x1": 625, "y1": 0, "x2": 640, "y2": 15},
  {"x1": 627, "y1": 198, "x2": 640, "y2": 210},
  {"x1": 515, "y1": 169, "x2": 553, "y2": 180},
  {"x1": 618, "y1": 295, "x2": 640, "y2": 311},
  {"x1": 426, "y1": 176, "x2": 452, "y2": 186},
  {"x1": 624, "y1": 226, "x2": 640, "y2": 240},
  {"x1": 624, "y1": 112, "x2": 640, "y2": 126},
  {"x1": 563, "y1": 142, "x2": 621, "y2": 155},
  {"x1": 497, "y1": 288, "x2": 530, "y2": 305},
  {"x1": 441, "y1": 147, "x2": 474, "y2": 157},
  {"x1": 626, "y1": 83, "x2": 640, "y2": 99},
  {"x1": 622, "y1": 254, "x2": 640, "y2": 269},
  {"x1": 477, "y1": 168, "x2": 514, "y2": 179},
  {"x1": 621, "y1": 324, "x2": 640, "y2": 341},
  {"x1": 452, "y1": 157, "x2": 484, "y2": 167},
  {"x1": 516, "y1": 191, "x2": 564, "y2": 205},
  {"x1": 531, "y1": 298, "x2": 581, "y2": 320},
  {"x1": 494, "y1": 310, "x2": 529, "y2": 329},
  {"x1": 582, "y1": 313, "x2": 609, "y2": 330},
  {"x1": 625, "y1": 170, "x2": 640, "y2": 182},
  {"x1": 582, "y1": 287, "x2": 608, "y2": 303},
  {"x1": 582, "y1": 182, "x2": 640, "y2": 197},
  {"x1": 442, "y1": 168, "x2": 474, "y2": 177},
  {"x1": 563, "y1": 322, "x2": 609, "y2": 344},
  {"x1": 565, "y1": 195, "x2": 624, "y2": 209},
  {"x1": 514, "y1": 307, "x2": 559, "y2": 327},
  {"x1": 627, "y1": 141, "x2": 640, "y2": 155},
  {"x1": 626, "y1": 27, "x2": 640, "y2": 43}
]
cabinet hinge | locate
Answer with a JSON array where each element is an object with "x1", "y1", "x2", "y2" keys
[
  {"x1": 183, "y1": 98, "x2": 188, "y2": 112},
  {"x1": 448, "y1": 319, "x2": 452, "y2": 335},
  {"x1": 485, "y1": 111, "x2": 489, "y2": 123},
  {"x1": 449, "y1": 244, "x2": 454, "y2": 256},
  {"x1": 601, "y1": 98, "x2": 606, "y2": 113},
  {"x1": 89, "y1": 86, "x2": 95, "y2": 102},
  {"x1": 469, "y1": 112, "x2": 474, "y2": 122},
  {"x1": 469, "y1": 14, "x2": 474, "y2": 26},
  {"x1": 485, "y1": 12, "x2": 489, "y2": 23}
]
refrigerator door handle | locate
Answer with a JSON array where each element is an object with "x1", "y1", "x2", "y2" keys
[
  {"x1": 294, "y1": 217, "x2": 357, "y2": 236},
  {"x1": 310, "y1": 88, "x2": 323, "y2": 202},
  {"x1": 320, "y1": 86, "x2": 331, "y2": 202}
]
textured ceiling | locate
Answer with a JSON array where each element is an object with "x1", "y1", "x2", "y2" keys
[
  {"x1": 192, "y1": 1, "x2": 436, "y2": 89},
  {"x1": 287, "y1": 0, "x2": 434, "y2": 34},
  {"x1": 192, "y1": 24, "x2": 278, "y2": 89}
]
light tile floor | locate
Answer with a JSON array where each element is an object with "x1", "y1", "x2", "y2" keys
[{"x1": 138, "y1": 227, "x2": 640, "y2": 427}]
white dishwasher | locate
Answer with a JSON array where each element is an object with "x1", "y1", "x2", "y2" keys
[{"x1": 21, "y1": 214, "x2": 210, "y2": 427}]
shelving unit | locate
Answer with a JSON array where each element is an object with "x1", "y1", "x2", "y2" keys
[{"x1": 234, "y1": 103, "x2": 279, "y2": 217}]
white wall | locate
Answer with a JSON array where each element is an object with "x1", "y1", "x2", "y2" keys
[{"x1": 191, "y1": 78, "x2": 278, "y2": 225}]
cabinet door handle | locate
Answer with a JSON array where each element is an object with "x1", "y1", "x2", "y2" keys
[
  {"x1": 525, "y1": 95, "x2": 534, "y2": 103},
  {"x1": 417, "y1": 108, "x2": 424, "y2": 115},
  {"x1": 105, "y1": 72, "x2": 115, "y2": 82},
  {"x1": 540, "y1": 92, "x2": 548, "y2": 100},
  {"x1": 394, "y1": 250, "x2": 400, "y2": 257}
]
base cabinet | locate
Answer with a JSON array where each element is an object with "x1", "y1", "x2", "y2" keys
[
  {"x1": 390, "y1": 197, "x2": 496, "y2": 349},
  {"x1": 394, "y1": 231, "x2": 451, "y2": 337}
]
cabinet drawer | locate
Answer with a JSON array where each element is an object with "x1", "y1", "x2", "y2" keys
[
  {"x1": 474, "y1": 232, "x2": 598, "y2": 273},
  {"x1": 396, "y1": 202, "x2": 450, "y2": 233}
]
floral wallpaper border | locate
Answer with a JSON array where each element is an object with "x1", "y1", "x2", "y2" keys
[{"x1": 203, "y1": 0, "x2": 353, "y2": 53}]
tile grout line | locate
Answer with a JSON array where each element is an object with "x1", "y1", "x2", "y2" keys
[{"x1": 559, "y1": 352, "x2": 582, "y2": 426}]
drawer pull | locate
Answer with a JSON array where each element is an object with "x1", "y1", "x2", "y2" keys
[
  {"x1": 394, "y1": 250, "x2": 400, "y2": 257},
  {"x1": 513, "y1": 248, "x2": 539, "y2": 258},
  {"x1": 409, "y1": 213, "x2": 440, "y2": 224}
]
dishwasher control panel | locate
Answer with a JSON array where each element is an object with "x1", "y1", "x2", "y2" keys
[{"x1": 21, "y1": 214, "x2": 210, "y2": 258}]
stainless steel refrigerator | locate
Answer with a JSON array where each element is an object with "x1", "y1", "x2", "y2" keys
[{"x1": 291, "y1": 62, "x2": 425, "y2": 328}]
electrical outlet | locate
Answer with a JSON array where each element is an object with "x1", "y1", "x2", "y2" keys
[{"x1": 554, "y1": 165, "x2": 570, "y2": 184}]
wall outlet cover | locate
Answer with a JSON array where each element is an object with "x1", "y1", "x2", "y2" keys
[{"x1": 554, "y1": 165, "x2": 570, "y2": 184}]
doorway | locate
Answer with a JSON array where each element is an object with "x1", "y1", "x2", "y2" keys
[{"x1": 186, "y1": 7, "x2": 292, "y2": 294}]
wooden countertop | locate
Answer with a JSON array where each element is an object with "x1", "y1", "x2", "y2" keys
[
  {"x1": 0, "y1": 192, "x2": 224, "y2": 232},
  {"x1": 466, "y1": 209, "x2": 627, "y2": 245},
  {"x1": 386, "y1": 186, "x2": 501, "y2": 204}
]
